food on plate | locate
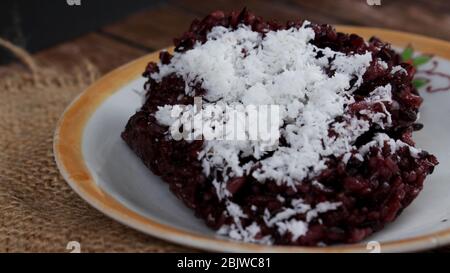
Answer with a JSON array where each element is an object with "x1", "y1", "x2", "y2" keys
[{"x1": 122, "y1": 9, "x2": 438, "y2": 245}]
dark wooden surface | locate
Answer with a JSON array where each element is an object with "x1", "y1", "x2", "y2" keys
[
  {"x1": 9, "y1": 0, "x2": 450, "y2": 73},
  {"x1": 1, "y1": 0, "x2": 449, "y2": 252}
]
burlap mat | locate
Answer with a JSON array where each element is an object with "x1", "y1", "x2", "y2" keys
[{"x1": 0, "y1": 38, "x2": 188, "y2": 253}]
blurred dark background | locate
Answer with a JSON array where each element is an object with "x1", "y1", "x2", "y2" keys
[
  {"x1": 0, "y1": 0, "x2": 449, "y2": 66},
  {"x1": 0, "y1": 0, "x2": 163, "y2": 51},
  {"x1": 0, "y1": 0, "x2": 163, "y2": 63}
]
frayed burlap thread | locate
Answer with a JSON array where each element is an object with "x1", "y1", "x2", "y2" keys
[{"x1": 0, "y1": 38, "x2": 187, "y2": 252}]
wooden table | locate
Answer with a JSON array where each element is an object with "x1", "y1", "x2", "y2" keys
[
  {"x1": 2, "y1": 0, "x2": 449, "y2": 252},
  {"x1": 28, "y1": 0, "x2": 450, "y2": 76}
]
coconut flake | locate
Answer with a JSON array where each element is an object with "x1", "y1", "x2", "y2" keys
[
  {"x1": 391, "y1": 65, "x2": 408, "y2": 75},
  {"x1": 358, "y1": 133, "x2": 422, "y2": 158}
]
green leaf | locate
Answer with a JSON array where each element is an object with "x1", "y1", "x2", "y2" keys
[
  {"x1": 412, "y1": 55, "x2": 432, "y2": 67},
  {"x1": 401, "y1": 45, "x2": 414, "y2": 61},
  {"x1": 412, "y1": 79, "x2": 428, "y2": 89}
]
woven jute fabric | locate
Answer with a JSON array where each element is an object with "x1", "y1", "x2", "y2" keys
[{"x1": 0, "y1": 39, "x2": 188, "y2": 253}]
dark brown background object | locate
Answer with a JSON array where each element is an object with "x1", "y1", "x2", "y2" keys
[
  {"x1": 0, "y1": 0, "x2": 163, "y2": 63},
  {"x1": 2, "y1": 0, "x2": 449, "y2": 69}
]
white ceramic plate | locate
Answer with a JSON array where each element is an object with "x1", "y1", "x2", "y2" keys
[{"x1": 54, "y1": 26, "x2": 450, "y2": 252}]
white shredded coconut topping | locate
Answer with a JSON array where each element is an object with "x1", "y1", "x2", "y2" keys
[
  {"x1": 391, "y1": 65, "x2": 408, "y2": 75},
  {"x1": 154, "y1": 23, "x2": 375, "y2": 185},
  {"x1": 359, "y1": 133, "x2": 422, "y2": 158},
  {"x1": 151, "y1": 23, "x2": 420, "y2": 243}
]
